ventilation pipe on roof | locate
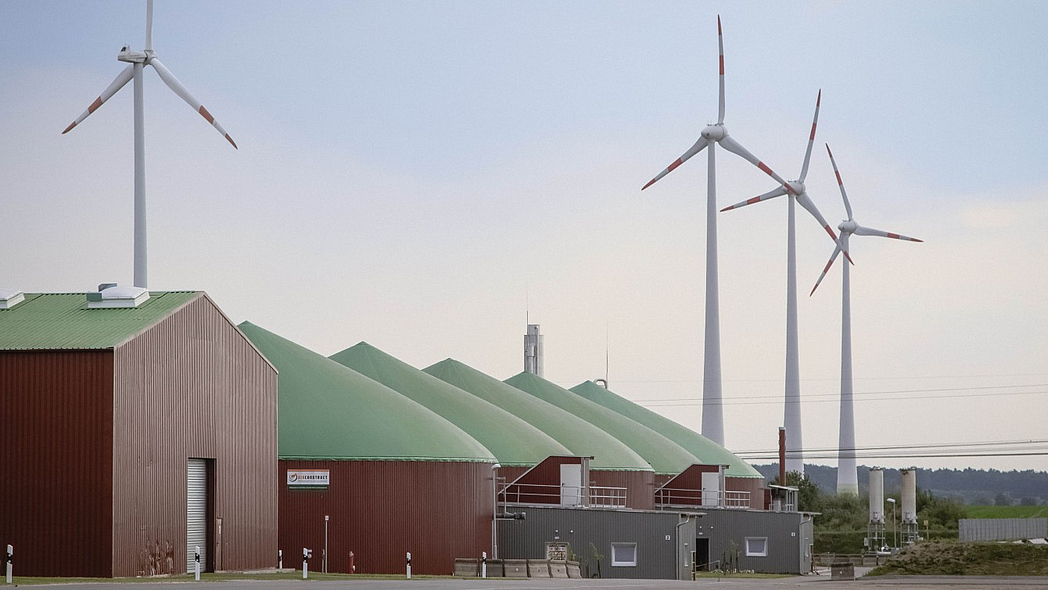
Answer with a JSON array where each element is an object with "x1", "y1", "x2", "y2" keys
[
  {"x1": 0, "y1": 288, "x2": 25, "y2": 310},
  {"x1": 86, "y1": 283, "x2": 150, "y2": 308}
]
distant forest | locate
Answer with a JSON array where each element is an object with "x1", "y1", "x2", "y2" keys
[{"x1": 752, "y1": 464, "x2": 1048, "y2": 505}]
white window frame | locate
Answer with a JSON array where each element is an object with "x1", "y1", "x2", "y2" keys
[
  {"x1": 610, "y1": 542, "x2": 638, "y2": 567},
  {"x1": 745, "y1": 537, "x2": 768, "y2": 557}
]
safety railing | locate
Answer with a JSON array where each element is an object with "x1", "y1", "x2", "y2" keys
[
  {"x1": 499, "y1": 482, "x2": 627, "y2": 508},
  {"x1": 654, "y1": 487, "x2": 751, "y2": 509}
]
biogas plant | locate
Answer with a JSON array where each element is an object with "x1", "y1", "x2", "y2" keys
[{"x1": 2, "y1": 3, "x2": 928, "y2": 581}]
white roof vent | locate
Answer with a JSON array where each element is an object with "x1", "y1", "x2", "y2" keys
[
  {"x1": 0, "y1": 287, "x2": 25, "y2": 310},
  {"x1": 86, "y1": 283, "x2": 150, "y2": 308}
]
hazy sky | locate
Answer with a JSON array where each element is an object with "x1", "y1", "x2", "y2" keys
[{"x1": 2, "y1": 1, "x2": 1046, "y2": 473}]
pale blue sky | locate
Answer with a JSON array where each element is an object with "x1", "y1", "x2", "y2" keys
[{"x1": 2, "y1": 1, "x2": 1047, "y2": 472}]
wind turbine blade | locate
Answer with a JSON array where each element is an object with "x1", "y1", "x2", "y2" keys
[
  {"x1": 149, "y1": 58, "x2": 238, "y2": 148},
  {"x1": 796, "y1": 191, "x2": 853, "y2": 263},
  {"x1": 810, "y1": 245, "x2": 843, "y2": 297},
  {"x1": 641, "y1": 136, "x2": 708, "y2": 190},
  {"x1": 61, "y1": 65, "x2": 135, "y2": 134},
  {"x1": 717, "y1": 15, "x2": 725, "y2": 125},
  {"x1": 854, "y1": 225, "x2": 923, "y2": 242},
  {"x1": 718, "y1": 135, "x2": 790, "y2": 188},
  {"x1": 145, "y1": 0, "x2": 154, "y2": 52},
  {"x1": 825, "y1": 143, "x2": 853, "y2": 220},
  {"x1": 720, "y1": 184, "x2": 787, "y2": 212},
  {"x1": 799, "y1": 89, "x2": 821, "y2": 182}
]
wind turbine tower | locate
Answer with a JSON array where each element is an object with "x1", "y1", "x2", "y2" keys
[
  {"x1": 62, "y1": 0, "x2": 237, "y2": 288},
  {"x1": 642, "y1": 17, "x2": 791, "y2": 446},
  {"x1": 810, "y1": 145, "x2": 922, "y2": 495},
  {"x1": 721, "y1": 91, "x2": 847, "y2": 474}
]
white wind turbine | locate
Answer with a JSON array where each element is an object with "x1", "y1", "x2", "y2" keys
[
  {"x1": 811, "y1": 144, "x2": 922, "y2": 495},
  {"x1": 720, "y1": 90, "x2": 847, "y2": 474},
  {"x1": 62, "y1": 0, "x2": 237, "y2": 289},
  {"x1": 641, "y1": 16, "x2": 793, "y2": 446}
]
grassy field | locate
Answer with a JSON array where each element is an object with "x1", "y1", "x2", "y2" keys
[{"x1": 965, "y1": 505, "x2": 1048, "y2": 519}]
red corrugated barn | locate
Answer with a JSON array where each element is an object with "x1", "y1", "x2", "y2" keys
[{"x1": 0, "y1": 290, "x2": 278, "y2": 577}]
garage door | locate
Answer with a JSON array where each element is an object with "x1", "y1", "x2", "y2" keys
[{"x1": 187, "y1": 458, "x2": 208, "y2": 573}]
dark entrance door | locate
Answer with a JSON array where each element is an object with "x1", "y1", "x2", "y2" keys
[{"x1": 694, "y1": 538, "x2": 711, "y2": 571}]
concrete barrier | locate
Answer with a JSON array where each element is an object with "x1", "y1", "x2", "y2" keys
[
  {"x1": 504, "y1": 559, "x2": 528, "y2": 578},
  {"x1": 831, "y1": 562, "x2": 855, "y2": 580},
  {"x1": 549, "y1": 560, "x2": 568, "y2": 578},
  {"x1": 527, "y1": 559, "x2": 551, "y2": 578},
  {"x1": 566, "y1": 560, "x2": 582, "y2": 578},
  {"x1": 453, "y1": 558, "x2": 478, "y2": 577}
]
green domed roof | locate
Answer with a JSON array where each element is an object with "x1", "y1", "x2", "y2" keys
[
  {"x1": 329, "y1": 342, "x2": 571, "y2": 467},
  {"x1": 238, "y1": 322, "x2": 494, "y2": 463},
  {"x1": 570, "y1": 380, "x2": 762, "y2": 478},
  {"x1": 504, "y1": 372, "x2": 701, "y2": 476},
  {"x1": 423, "y1": 359, "x2": 652, "y2": 472}
]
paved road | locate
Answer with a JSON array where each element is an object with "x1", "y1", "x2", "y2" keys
[{"x1": 17, "y1": 575, "x2": 1048, "y2": 590}]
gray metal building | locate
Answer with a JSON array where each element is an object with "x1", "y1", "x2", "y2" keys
[
  {"x1": 695, "y1": 509, "x2": 814, "y2": 574},
  {"x1": 496, "y1": 506, "x2": 697, "y2": 580}
]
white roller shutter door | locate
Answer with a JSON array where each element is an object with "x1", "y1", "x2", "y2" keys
[{"x1": 187, "y1": 459, "x2": 207, "y2": 573}]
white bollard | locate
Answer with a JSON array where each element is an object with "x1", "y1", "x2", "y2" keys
[
  {"x1": 6, "y1": 545, "x2": 12, "y2": 585},
  {"x1": 406, "y1": 551, "x2": 411, "y2": 579},
  {"x1": 302, "y1": 548, "x2": 311, "y2": 579},
  {"x1": 278, "y1": 549, "x2": 282, "y2": 570},
  {"x1": 482, "y1": 551, "x2": 487, "y2": 578},
  {"x1": 194, "y1": 546, "x2": 200, "y2": 581}
]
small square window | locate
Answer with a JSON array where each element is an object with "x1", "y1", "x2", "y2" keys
[
  {"x1": 611, "y1": 542, "x2": 637, "y2": 566},
  {"x1": 745, "y1": 537, "x2": 768, "y2": 557}
]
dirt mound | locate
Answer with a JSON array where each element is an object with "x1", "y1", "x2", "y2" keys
[{"x1": 869, "y1": 540, "x2": 1048, "y2": 576}]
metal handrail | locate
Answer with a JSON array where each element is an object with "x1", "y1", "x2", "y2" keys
[
  {"x1": 655, "y1": 487, "x2": 751, "y2": 509},
  {"x1": 498, "y1": 482, "x2": 628, "y2": 508}
]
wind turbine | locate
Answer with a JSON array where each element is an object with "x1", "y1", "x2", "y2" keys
[
  {"x1": 641, "y1": 16, "x2": 792, "y2": 446},
  {"x1": 811, "y1": 144, "x2": 922, "y2": 495},
  {"x1": 720, "y1": 90, "x2": 845, "y2": 474},
  {"x1": 62, "y1": 0, "x2": 237, "y2": 289}
]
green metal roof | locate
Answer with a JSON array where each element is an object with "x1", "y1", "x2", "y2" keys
[
  {"x1": 0, "y1": 292, "x2": 200, "y2": 350},
  {"x1": 570, "y1": 380, "x2": 762, "y2": 478},
  {"x1": 238, "y1": 322, "x2": 495, "y2": 463},
  {"x1": 329, "y1": 342, "x2": 572, "y2": 467},
  {"x1": 423, "y1": 359, "x2": 652, "y2": 472},
  {"x1": 504, "y1": 372, "x2": 702, "y2": 476}
]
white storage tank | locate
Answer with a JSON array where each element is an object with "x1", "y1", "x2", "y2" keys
[
  {"x1": 869, "y1": 467, "x2": 884, "y2": 524},
  {"x1": 901, "y1": 468, "x2": 917, "y2": 524}
]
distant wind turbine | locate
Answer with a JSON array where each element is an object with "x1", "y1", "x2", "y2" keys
[
  {"x1": 720, "y1": 90, "x2": 845, "y2": 474},
  {"x1": 62, "y1": 0, "x2": 237, "y2": 288},
  {"x1": 641, "y1": 16, "x2": 792, "y2": 446},
  {"x1": 811, "y1": 144, "x2": 923, "y2": 495}
]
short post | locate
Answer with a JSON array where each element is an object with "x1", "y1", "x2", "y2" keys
[
  {"x1": 278, "y1": 549, "x2": 282, "y2": 570},
  {"x1": 406, "y1": 551, "x2": 411, "y2": 579},
  {"x1": 194, "y1": 546, "x2": 200, "y2": 581},
  {"x1": 6, "y1": 545, "x2": 12, "y2": 585},
  {"x1": 481, "y1": 550, "x2": 487, "y2": 578},
  {"x1": 324, "y1": 515, "x2": 329, "y2": 574},
  {"x1": 302, "y1": 547, "x2": 311, "y2": 579},
  {"x1": 349, "y1": 551, "x2": 355, "y2": 574}
]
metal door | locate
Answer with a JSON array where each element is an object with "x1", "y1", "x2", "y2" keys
[
  {"x1": 560, "y1": 464, "x2": 582, "y2": 506},
  {"x1": 187, "y1": 459, "x2": 208, "y2": 573}
]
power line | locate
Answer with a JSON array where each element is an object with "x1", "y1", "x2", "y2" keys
[{"x1": 635, "y1": 383, "x2": 1048, "y2": 407}]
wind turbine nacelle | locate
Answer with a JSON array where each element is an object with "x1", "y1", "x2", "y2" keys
[
  {"x1": 117, "y1": 46, "x2": 147, "y2": 63},
  {"x1": 839, "y1": 220, "x2": 858, "y2": 233},
  {"x1": 701, "y1": 124, "x2": 726, "y2": 142}
]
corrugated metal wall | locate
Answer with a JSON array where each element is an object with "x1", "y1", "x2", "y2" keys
[
  {"x1": 278, "y1": 459, "x2": 492, "y2": 575},
  {"x1": 696, "y1": 509, "x2": 812, "y2": 574},
  {"x1": 496, "y1": 506, "x2": 681, "y2": 579},
  {"x1": 111, "y1": 295, "x2": 278, "y2": 577},
  {"x1": 959, "y1": 518, "x2": 1048, "y2": 541},
  {"x1": 725, "y1": 476, "x2": 766, "y2": 509},
  {"x1": 0, "y1": 350, "x2": 115, "y2": 577},
  {"x1": 590, "y1": 470, "x2": 655, "y2": 510}
]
